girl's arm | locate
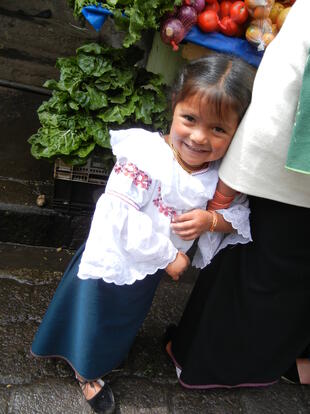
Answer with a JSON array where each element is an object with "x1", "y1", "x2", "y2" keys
[
  {"x1": 215, "y1": 179, "x2": 236, "y2": 197},
  {"x1": 207, "y1": 179, "x2": 237, "y2": 211},
  {"x1": 171, "y1": 179, "x2": 238, "y2": 240},
  {"x1": 165, "y1": 251, "x2": 190, "y2": 281},
  {"x1": 171, "y1": 208, "x2": 234, "y2": 241},
  {"x1": 78, "y1": 160, "x2": 189, "y2": 283}
]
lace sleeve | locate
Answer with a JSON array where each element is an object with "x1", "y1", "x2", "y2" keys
[
  {"x1": 78, "y1": 161, "x2": 178, "y2": 284},
  {"x1": 192, "y1": 193, "x2": 252, "y2": 269}
]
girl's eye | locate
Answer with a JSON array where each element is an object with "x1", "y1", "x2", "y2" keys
[
  {"x1": 213, "y1": 126, "x2": 226, "y2": 134},
  {"x1": 183, "y1": 114, "x2": 195, "y2": 122}
]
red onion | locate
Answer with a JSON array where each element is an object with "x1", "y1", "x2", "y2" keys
[
  {"x1": 176, "y1": 5, "x2": 198, "y2": 31},
  {"x1": 160, "y1": 18, "x2": 186, "y2": 51},
  {"x1": 183, "y1": 0, "x2": 205, "y2": 13},
  {"x1": 162, "y1": 6, "x2": 179, "y2": 19}
]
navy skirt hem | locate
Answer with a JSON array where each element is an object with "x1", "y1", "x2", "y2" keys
[{"x1": 31, "y1": 244, "x2": 163, "y2": 381}]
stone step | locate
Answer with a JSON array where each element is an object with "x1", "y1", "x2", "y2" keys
[
  {"x1": 0, "y1": 177, "x2": 92, "y2": 249},
  {"x1": 0, "y1": 200, "x2": 92, "y2": 249},
  {"x1": 1, "y1": 242, "x2": 310, "y2": 413},
  {"x1": 0, "y1": 82, "x2": 95, "y2": 249}
]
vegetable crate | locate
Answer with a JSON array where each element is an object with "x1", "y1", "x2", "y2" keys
[{"x1": 53, "y1": 156, "x2": 110, "y2": 215}]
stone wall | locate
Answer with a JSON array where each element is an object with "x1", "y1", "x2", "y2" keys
[
  {"x1": 1, "y1": 0, "x2": 103, "y2": 86},
  {"x1": 0, "y1": 1, "x2": 153, "y2": 248}
]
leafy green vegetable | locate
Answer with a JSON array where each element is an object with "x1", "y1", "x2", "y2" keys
[
  {"x1": 67, "y1": 0, "x2": 182, "y2": 47},
  {"x1": 29, "y1": 43, "x2": 171, "y2": 166}
]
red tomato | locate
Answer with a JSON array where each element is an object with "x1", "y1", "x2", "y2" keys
[
  {"x1": 230, "y1": 1, "x2": 248, "y2": 24},
  {"x1": 205, "y1": 0, "x2": 218, "y2": 3},
  {"x1": 218, "y1": 16, "x2": 240, "y2": 36},
  {"x1": 197, "y1": 10, "x2": 219, "y2": 32},
  {"x1": 205, "y1": 1, "x2": 220, "y2": 14},
  {"x1": 219, "y1": 1, "x2": 232, "y2": 18}
]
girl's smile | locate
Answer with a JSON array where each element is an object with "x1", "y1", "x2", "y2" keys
[{"x1": 167, "y1": 93, "x2": 240, "y2": 171}]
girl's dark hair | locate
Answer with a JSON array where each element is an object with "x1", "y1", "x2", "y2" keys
[{"x1": 172, "y1": 53, "x2": 256, "y2": 121}]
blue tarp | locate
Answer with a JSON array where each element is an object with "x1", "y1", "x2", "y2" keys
[
  {"x1": 82, "y1": 5, "x2": 263, "y2": 67},
  {"x1": 184, "y1": 26, "x2": 263, "y2": 68},
  {"x1": 82, "y1": 5, "x2": 113, "y2": 31}
]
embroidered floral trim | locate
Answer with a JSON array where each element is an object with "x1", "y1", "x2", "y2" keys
[
  {"x1": 153, "y1": 186, "x2": 177, "y2": 218},
  {"x1": 114, "y1": 162, "x2": 152, "y2": 190}
]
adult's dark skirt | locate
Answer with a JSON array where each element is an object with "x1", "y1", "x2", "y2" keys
[{"x1": 170, "y1": 196, "x2": 310, "y2": 388}]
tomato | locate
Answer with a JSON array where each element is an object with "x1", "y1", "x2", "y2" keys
[
  {"x1": 205, "y1": 0, "x2": 218, "y2": 3},
  {"x1": 230, "y1": 1, "x2": 248, "y2": 24},
  {"x1": 219, "y1": 1, "x2": 232, "y2": 18},
  {"x1": 218, "y1": 16, "x2": 240, "y2": 36},
  {"x1": 205, "y1": 1, "x2": 220, "y2": 14},
  {"x1": 197, "y1": 9, "x2": 219, "y2": 32},
  {"x1": 234, "y1": 22, "x2": 246, "y2": 37}
]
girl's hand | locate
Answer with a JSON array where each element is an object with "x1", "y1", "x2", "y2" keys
[
  {"x1": 165, "y1": 251, "x2": 190, "y2": 281},
  {"x1": 171, "y1": 209, "x2": 212, "y2": 240}
]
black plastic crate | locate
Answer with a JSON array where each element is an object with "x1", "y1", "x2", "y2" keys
[{"x1": 52, "y1": 157, "x2": 110, "y2": 215}]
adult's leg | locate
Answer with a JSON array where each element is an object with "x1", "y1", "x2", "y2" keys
[
  {"x1": 297, "y1": 359, "x2": 310, "y2": 384},
  {"x1": 169, "y1": 196, "x2": 310, "y2": 388}
]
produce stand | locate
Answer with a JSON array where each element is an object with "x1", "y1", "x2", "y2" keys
[
  {"x1": 81, "y1": 4, "x2": 264, "y2": 67},
  {"x1": 81, "y1": 4, "x2": 263, "y2": 87},
  {"x1": 30, "y1": 1, "x2": 290, "y2": 215}
]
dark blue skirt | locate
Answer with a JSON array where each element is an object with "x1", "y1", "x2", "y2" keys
[
  {"x1": 170, "y1": 196, "x2": 310, "y2": 388},
  {"x1": 31, "y1": 244, "x2": 163, "y2": 380}
]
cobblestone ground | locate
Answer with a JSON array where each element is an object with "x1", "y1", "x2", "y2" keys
[{"x1": 0, "y1": 242, "x2": 310, "y2": 414}]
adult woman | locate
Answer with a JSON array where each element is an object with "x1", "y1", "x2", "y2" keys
[{"x1": 167, "y1": 0, "x2": 310, "y2": 387}]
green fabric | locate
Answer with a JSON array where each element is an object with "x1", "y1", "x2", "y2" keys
[{"x1": 286, "y1": 50, "x2": 310, "y2": 174}]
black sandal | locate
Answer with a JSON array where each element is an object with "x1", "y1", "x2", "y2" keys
[{"x1": 76, "y1": 376, "x2": 116, "y2": 414}]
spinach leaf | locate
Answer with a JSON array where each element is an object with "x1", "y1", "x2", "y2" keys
[{"x1": 29, "y1": 42, "x2": 170, "y2": 166}]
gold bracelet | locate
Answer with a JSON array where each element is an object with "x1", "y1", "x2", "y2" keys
[{"x1": 209, "y1": 211, "x2": 218, "y2": 232}]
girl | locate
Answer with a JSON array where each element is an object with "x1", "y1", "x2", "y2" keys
[{"x1": 31, "y1": 53, "x2": 256, "y2": 414}]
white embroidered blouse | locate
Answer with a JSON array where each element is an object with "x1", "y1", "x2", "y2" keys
[{"x1": 77, "y1": 128, "x2": 252, "y2": 285}]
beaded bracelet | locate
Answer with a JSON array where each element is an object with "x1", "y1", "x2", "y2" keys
[{"x1": 209, "y1": 210, "x2": 218, "y2": 232}]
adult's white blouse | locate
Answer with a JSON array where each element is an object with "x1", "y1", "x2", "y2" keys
[{"x1": 77, "y1": 128, "x2": 251, "y2": 285}]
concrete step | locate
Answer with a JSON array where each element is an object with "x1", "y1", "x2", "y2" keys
[
  {"x1": 1, "y1": 242, "x2": 310, "y2": 413},
  {"x1": 0, "y1": 176, "x2": 94, "y2": 249},
  {"x1": 0, "y1": 82, "x2": 95, "y2": 249},
  {"x1": 0, "y1": 198, "x2": 92, "y2": 249}
]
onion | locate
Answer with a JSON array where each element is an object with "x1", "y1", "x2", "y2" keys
[
  {"x1": 160, "y1": 18, "x2": 186, "y2": 51},
  {"x1": 176, "y1": 5, "x2": 198, "y2": 31},
  {"x1": 183, "y1": 0, "x2": 205, "y2": 13},
  {"x1": 162, "y1": 6, "x2": 179, "y2": 19}
]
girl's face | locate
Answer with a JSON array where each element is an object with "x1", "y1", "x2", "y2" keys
[{"x1": 168, "y1": 93, "x2": 240, "y2": 170}]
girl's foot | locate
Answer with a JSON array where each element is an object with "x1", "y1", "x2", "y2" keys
[{"x1": 76, "y1": 374, "x2": 115, "y2": 414}]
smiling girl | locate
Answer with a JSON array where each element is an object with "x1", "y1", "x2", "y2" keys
[{"x1": 31, "y1": 53, "x2": 255, "y2": 413}]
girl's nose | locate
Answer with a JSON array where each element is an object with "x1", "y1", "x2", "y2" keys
[{"x1": 189, "y1": 129, "x2": 207, "y2": 145}]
